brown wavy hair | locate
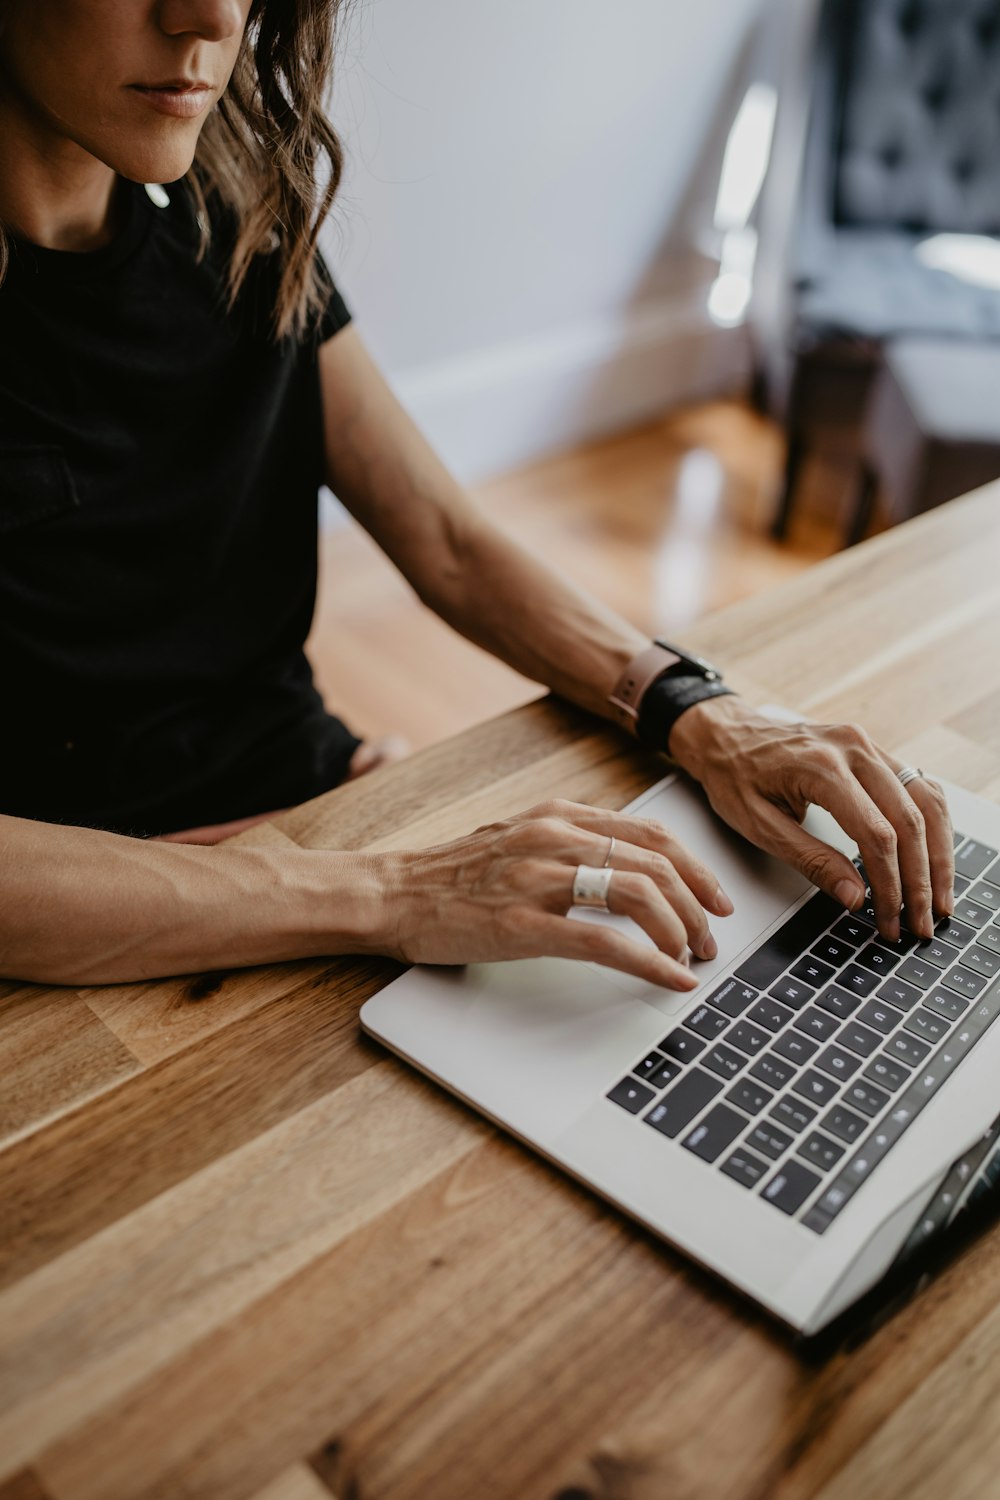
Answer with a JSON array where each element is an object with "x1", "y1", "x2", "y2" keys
[{"x1": 0, "y1": 0, "x2": 349, "y2": 340}]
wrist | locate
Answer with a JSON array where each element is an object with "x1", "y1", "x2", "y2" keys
[
  {"x1": 636, "y1": 675, "x2": 735, "y2": 759},
  {"x1": 665, "y1": 691, "x2": 746, "y2": 776},
  {"x1": 272, "y1": 848, "x2": 395, "y2": 960}
]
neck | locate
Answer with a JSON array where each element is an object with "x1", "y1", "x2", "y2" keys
[{"x1": 0, "y1": 95, "x2": 122, "y2": 252}]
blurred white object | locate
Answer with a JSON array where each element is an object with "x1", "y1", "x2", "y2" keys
[
  {"x1": 708, "y1": 82, "x2": 778, "y2": 327},
  {"x1": 915, "y1": 235, "x2": 1000, "y2": 292}
]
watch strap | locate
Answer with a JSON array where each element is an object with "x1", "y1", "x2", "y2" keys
[
  {"x1": 607, "y1": 643, "x2": 682, "y2": 735},
  {"x1": 636, "y1": 674, "x2": 734, "y2": 755}
]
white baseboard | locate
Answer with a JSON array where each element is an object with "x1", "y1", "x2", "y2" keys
[{"x1": 391, "y1": 292, "x2": 751, "y2": 486}]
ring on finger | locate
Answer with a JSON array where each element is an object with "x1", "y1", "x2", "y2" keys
[
  {"x1": 572, "y1": 865, "x2": 614, "y2": 910},
  {"x1": 602, "y1": 835, "x2": 616, "y2": 870},
  {"x1": 896, "y1": 765, "x2": 924, "y2": 790}
]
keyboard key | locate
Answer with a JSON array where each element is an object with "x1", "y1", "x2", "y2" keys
[
  {"x1": 831, "y1": 915, "x2": 872, "y2": 946},
  {"x1": 843, "y1": 1077, "x2": 890, "y2": 1116},
  {"x1": 895, "y1": 956, "x2": 938, "y2": 989},
  {"x1": 802, "y1": 1205, "x2": 835, "y2": 1234},
  {"x1": 798, "y1": 1131, "x2": 845, "y2": 1170},
  {"x1": 967, "y1": 880, "x2": 1000, "y2": 913},
  {"x1": 644, "y1": 1068, "x2": 723, "y2": 1137},
  {"x1": 682, "y1": 1104, "x2": 747, "y2": 1163},
  {"x1": 770, "y1": 1095, "x2": 816, "y2": 1133},
  {"x1": 790, "y1": 955, "x2": 837, "y2": 989},
  {"x1": 839, "y1": 963, "x2": 880, "y2": 997},
  {"x1": 864, "y1": 1055, "x2": 909, "y2": 1092},
  {"x1": 963, "y1": 946, "x2": 999, "y2": 980},
  {"x1": 886, "y1": 1030, "x2": 932, "y2": 1067},
  {"x1": 815, "y1": 1043, "x2": 863, "y2": 1081},
  {"x1": 747, "y1": 997, "x2": 794, "y2": 1032},
  {"x1": 953, "y1": 830, "x2": 966, "y2": 850},
  {"x1": 858, "y1": 998, "x2": 900, "y2": 1034},
  {"x1": 761, "y1": 1159, "x2": 821, "y2": 1215},
  {"x1": 811, "y1": 935, "x2": 856, "y2": 967},
  {"x1": 647, "y1": 1059, "x2": 682, "y2": 1089},
  {"x1": 773, "y1": 1029, "x2": 819, "y2": 1065},
  {"x1": 633, "y1": 1050, "x2": 667, "y2": 1081},
  {"x1": 747, "y1": 1121, "x2": 794, "y2": 1160},
  {"x1": 821, "y1": 1103, "x2": 867, "y2": 1144},
  {"x1": 725, "y1": 1078, "x2": 773, "y2": 1116},
  {"x1": 876, "y1": 975, "x2": 922, "y2": 1010},
  {"x1": 855, "y1": 944, "x2": 900, "y2": 977},
  {"x1": 953, "y1": 875, "x2": 971, "y2": 897},
  {"x1": 720, "y1": 1146, "x2": 769, "y2": 1188},
  {"x1": 706, "y1": 977, "x2": 758, "y2": 1018},
  {"x1": 912, "y1": 939, "x2": 954, "y2": 971},
  {"x1": 935, "y1": 916, "x2": 977, "y2": 949},
  {"x1": 815, "y1": 984, "x2": 861, "y2": 1020},
  {"x1": 734, "y1": 892, "x2": 841, "y2": 992},
  {"x1": 794, "y1": 1006, "x2": 840, "y2": 1041},
  {"x1": 769, "y1": 976, "x2": 815, "y2": 1010},
  {"x1": 903, "y1": 1009, "x2": 950, "y2": 1044},
  {"x1": 977, "y1": 926, "x2": 1000, "y2": 955},
  {"x1": 683, "y1": 1004, "x2": 731, "y2": 1040},
  {"x1": 728, "y1": 1020, "x2": 771, "y2": 1057},
  {"x1": 750, "y1": 1052, "x2": 797, "y2": 1090},
  {"x1": 608, "y1": 1077, "x2": 655, "y2": 1113},
  {"x1": 660, "y1": 1029, "x2": 707, "y2": 1064},
  {"x1": 955, "y1": 840, "x2": 998, "y2": 880},
  {"x1": 792, "y1": 1069, "x2": 839, "y2": 1107},
  {"x1": 702, "y1": 1043, "x2": 747, "y2": 1081},
  {"x1": 923, "y1": 988, "x2": 970, "y2": 1023},
  {"x1": 942, "y1": 965, "x2": 989, "y2": 1001},
  {"x1": 837, "y1": 1021, "x2": 882, "y2": 1058},
  {"x1": 954, "y1": 900, "x2": 991, "y2": 930}
]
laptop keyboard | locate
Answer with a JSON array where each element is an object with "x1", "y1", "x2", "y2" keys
[{"x1": 606, "y1": 834, "x2": 1000, "y2": 1233}]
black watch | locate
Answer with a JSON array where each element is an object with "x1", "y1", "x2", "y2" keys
[{"x1": 637, "y1": 639, "x2": 734, "y2": 754}]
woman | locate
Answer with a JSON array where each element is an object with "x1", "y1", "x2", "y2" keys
[{"x1": 0, "y1": 0, "x2": 953, "y2": 986}]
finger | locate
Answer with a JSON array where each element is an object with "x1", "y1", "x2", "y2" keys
[
  {"x1": 525, "y1": 909, "x2": 699, "y2": 992},
  {"x1": 884, "y1": 768, "x2": 955, "y2": 918},
  {"x1": 605, "y1": 869, "x2": 693, "y2": 963},
  {"x1": 746, "y1": 792, "x2": 871, "y2": 914},
  {"x1": 535, "y1": 800, "x2": 731, "y2": 915},
  {"x1": 609, "y1": 840, "x2": 719, "y2": 960},
  {"x1": 850, "y1": 755, "x2": 934, "y2": 939}
]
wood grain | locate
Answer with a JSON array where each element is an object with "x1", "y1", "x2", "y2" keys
[
  {"x1": 0, "y1": 987, "x2": 139, "y2": 1148},
  {"x1": 2, "y1": 480, "x2": 999, "y2": 1500}
]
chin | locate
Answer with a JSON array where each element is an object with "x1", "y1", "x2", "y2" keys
[{"x1": 94, "y1": 126, "x2": 204, "y2": 188}]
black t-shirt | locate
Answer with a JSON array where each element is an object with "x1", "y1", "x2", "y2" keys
[{"x1": 0, "y1": 177, "x2": 361, "y2": 836}]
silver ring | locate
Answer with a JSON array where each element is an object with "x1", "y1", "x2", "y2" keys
[
  {"x1": 897, "y1": 765, "x2": 924, "y2": 789},
  {"x1": 602, "y1": 835, "x2": 616, "y2": 870},
  {"x1": 572, "y1": 865, "x2": 614, "y2": 910}
]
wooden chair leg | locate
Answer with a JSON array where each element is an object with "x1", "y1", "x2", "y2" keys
[
  {"x1": 845, "y1": 464, "x2": 878, "y2": 548},
  {"x1": 771, "y1": 435, "x2": 806, "y2": 540}
]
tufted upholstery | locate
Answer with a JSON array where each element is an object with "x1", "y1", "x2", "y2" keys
[{"x1": 836, "y1": 0, "x2": 1000, "y2": 235}]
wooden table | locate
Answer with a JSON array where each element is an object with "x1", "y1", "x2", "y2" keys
[{"x1": 2, "y1": 484, "x2": 999, "y2": 1500}]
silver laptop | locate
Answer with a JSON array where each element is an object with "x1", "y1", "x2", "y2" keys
[{"x1": 361, "y1": 764, "x2": 1000, "y2": 1338}]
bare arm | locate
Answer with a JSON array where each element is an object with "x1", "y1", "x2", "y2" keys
[
  {"x1": 318, "y1": 325, "x2": 648, "y2": 719},
  {"x1": 319, "y1": 326, "x2": 954, "y2": 937},
  {"x1": 0, "y1": 813, "x2": 383, "y2": 985}
]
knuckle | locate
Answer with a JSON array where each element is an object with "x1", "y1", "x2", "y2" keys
[
  {"x1": 868, "y1": 819, "x2": 898, "y2": 858},
  {"x1": 798, "y1": 847, "x2": 833, "y2": 887},
  {"x1": 832, "y1": 720, "x2": 870, "y2": 749},
  {"x1": 648, "y1": 851, "x2": 677, "y2": 887},
  {"x1": 899, "y1": 802, "x2": 926, "y2": 838}
]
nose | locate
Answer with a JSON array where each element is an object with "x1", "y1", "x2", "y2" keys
[{"x1": 156, "y1": 0, "x2": 245, "y2": 43}]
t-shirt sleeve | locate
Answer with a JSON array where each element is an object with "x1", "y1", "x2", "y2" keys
[{"x1": 314, "y1": 251, "x2": 352, "y2": 343}]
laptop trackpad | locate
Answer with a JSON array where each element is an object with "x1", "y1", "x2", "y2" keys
[{"x1": 569, "y1": 774, "x2": 850, "y2": 1020}]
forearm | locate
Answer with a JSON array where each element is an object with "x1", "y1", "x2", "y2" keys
[
  {"x1": 0, "y1": 814, "x2": 385, "y2": 985},
  {"x1": 418, "y1": 516, "x2": 648, "y2": 720}
]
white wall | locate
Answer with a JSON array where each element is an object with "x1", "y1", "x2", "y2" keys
[{"x1": 321, "y1": 0, "x2": 762, "y2": 482}]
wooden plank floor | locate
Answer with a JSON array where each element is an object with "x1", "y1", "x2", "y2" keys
[{"x1": 307, "y1": 398, "x2": 855, "y2": 748}]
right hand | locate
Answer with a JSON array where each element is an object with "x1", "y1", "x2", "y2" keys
[{"x1": 374, "y1": 798, "x2": 733, "y2": 991}]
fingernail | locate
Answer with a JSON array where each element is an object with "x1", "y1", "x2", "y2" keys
[
  {"x1": 702, "y1": 934, "x2": 718, "y2": 961},
  {"x1": 835, "y1": 878, "x2": 863, "y2": 910},
  {"x1": 715, "y1": 886, "x2": 734, "y2": 915}
]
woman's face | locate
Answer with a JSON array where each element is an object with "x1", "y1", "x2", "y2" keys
[{"x1": 0, "y1": 0, "x2": 254, "y2": 184}]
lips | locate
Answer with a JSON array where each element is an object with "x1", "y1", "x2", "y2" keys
[{"x1": 129, "y1": 80, "x2": 215, "y2": 119}]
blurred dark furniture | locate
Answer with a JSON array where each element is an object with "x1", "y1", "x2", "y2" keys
[
  {"x1": 757, "y1": 0, "x2": 1000, "y2": 543},
  {"x1": 848, "y1": 337, "x2": 1000, "y2": 543}
]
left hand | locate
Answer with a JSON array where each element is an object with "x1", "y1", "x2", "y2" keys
[{"x1": 667, "y1": 695, "x2": 954, "y2": 942}]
